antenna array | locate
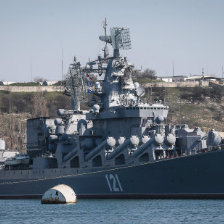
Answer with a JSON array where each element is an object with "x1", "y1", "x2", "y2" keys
[{"x1": 110, "y1": 27, "x2": 131, "y2": 50}]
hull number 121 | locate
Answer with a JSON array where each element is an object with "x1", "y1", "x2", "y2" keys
[{"x1": 105, "y1": 174, "x2": 123, "y2": 192}]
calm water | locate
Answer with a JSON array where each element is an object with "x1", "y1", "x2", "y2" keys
[{"x1": 0, "y1": 199, "x2": 224, "y2": 224}]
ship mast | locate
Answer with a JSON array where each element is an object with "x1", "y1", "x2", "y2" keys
[
  {"x1": 65, "y1": 57, "x2": 85, "y2": 111},
  {"x1": 103, "y1": 18, "x2": 109, "y2": 58}
]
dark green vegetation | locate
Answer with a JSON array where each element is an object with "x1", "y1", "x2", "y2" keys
[
  {"x1": 8, "y1": 81, "x2": 62, "y2": 86},
  {"x1": 9, "y1": 82, "x2": 39, "y2": 86},
  {"x1": 0, "y1": 91, "x2": 71, "y2": 151},
  {"x1": 133, "y1": 69, "x2": 158, "y2": 84},
  {"x1": 0, "y1": 91, "x2": 71, "y2": 116},
  {"x1": 1, "y1": 85, "x2": 224, "y2": 151}
]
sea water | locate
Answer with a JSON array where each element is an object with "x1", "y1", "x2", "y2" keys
[{"x1": 0, "y1": 199, "x2": 223, "y2": 224}]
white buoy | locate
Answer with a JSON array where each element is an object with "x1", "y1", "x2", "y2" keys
[{"x1": 41, "y1": 184, "x2": 77, "y2": 204}]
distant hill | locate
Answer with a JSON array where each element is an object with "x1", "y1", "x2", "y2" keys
[{"x1": 0, "y1": 85, "x2": 224, "y2": 151}]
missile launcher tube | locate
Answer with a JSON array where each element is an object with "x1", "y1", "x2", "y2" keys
[
  {"x1": 63, "y1": 148, "x2": 78, "y2": 162},
  {"x1": 131, "y1": 138, "x2": 152, "y2": 158},
  {"x1": 106, "y1": 139, "x2": 131, "y2": 160},
  {"x1": 85, "y1": 140, "x2": 107, "y2": 161}
]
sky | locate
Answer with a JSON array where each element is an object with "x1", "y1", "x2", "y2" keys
[{"x1": 0, "y1": 0, "x2": 224, "y2": 82}]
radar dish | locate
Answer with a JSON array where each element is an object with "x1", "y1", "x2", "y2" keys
[
  {"x1": 136, "y1": 85, "x2": 145, "y2": 97},
  {"x1": 110, "y1": 27, "x2": 131, "y2": 50}
]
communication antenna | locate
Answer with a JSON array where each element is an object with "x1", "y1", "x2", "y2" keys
[
  {"x1": 102, "y1": 18, "x2": 109, "y2": 58},
  {"x1": 30, "y1": 63, "x2": 33, "y2": 82},
  {"x1": 103, "y1": 18, "x2": 107, "y2": 37},
  {"x1": 61, "y1": 48, "x2": 64, "y2": 89},
  {"x1": 222, "y1": 66, "x2": 223, "y2": 79},
  {"x1": 103, "y1": 19, "x2": 107, "y2": 46},
  {"x1": 172, "y1": 63, "x2": 175, "y2": 76}
]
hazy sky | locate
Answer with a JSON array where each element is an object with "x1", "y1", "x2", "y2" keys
[{"x1": 0, "y1": 0, "x2": 224, "y2": 81}]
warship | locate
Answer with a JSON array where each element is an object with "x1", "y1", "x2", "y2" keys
[{"x1": 0, "y1": 21, "x2": 224, "y2": 199}]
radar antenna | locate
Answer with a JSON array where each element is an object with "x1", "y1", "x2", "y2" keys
[
  {"x1": 110, "y1": 27, "x2": 131, "y2": 57},
  {"x1": 99, "y1": 23, "x2": 131, "y2": 58}
]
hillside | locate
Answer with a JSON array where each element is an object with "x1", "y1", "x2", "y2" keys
[
  {"x1": 0, "y1": 85, "x2": 224, "y2": 151},
  {"x1": 145, "y1": 86, "x2": 224, "y2": 131}
]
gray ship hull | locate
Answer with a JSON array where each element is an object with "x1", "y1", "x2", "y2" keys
[{"x1": 1, "y1": 150, "x2": 224, "y2": 199}]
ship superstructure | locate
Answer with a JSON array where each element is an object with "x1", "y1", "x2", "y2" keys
[{"x1": 0, "y1": 22, "x2": 224, "y2": 199}]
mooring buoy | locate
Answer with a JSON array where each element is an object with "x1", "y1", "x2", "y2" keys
[{"x1": 41, "y1": 184, "x2": 77, "y2": 204}]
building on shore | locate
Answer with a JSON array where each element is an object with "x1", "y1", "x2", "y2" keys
[
  {"x1": 185, "y1": 75, "x2": 219, "y2": 82},
  {"x1": 157, "y1": 75, "x2": 187, "y2": 83}
]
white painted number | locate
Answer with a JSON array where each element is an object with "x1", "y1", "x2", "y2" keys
[{"x1": 105, "y1": 174, "x2": 123, "y2": 192}]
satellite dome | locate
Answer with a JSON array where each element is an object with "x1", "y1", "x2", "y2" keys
[
  {"x1": 55, "y1": 118, "x2": 62, "y2": 125},
  {"x1": 107, "y1": 137, "x2": 116, "y2": 147},
  {"x1": 142, "y1": 135, "x2": 150, "y2": 144},
  {"x1": 93, "y1": 104, "x2": 100, "y2": 113},
  {"x1": 118, "y1": 137, "x2": 125, "y2": 145},
  {"x1": 134, "y1": 82, "x2": 140, "y2": 88},
  {"x1": 165, "y1": 134, "x2": 176, "y2": 146},
  {"x1": 154, "y1": 134, "x2": 164, "y2": 145},
  {"x1": 136, "y1": 85, "x2": 145, "y2": 97},
  {"x1": 130, "y1": 136, "x2": 139, "y2": 146}
]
